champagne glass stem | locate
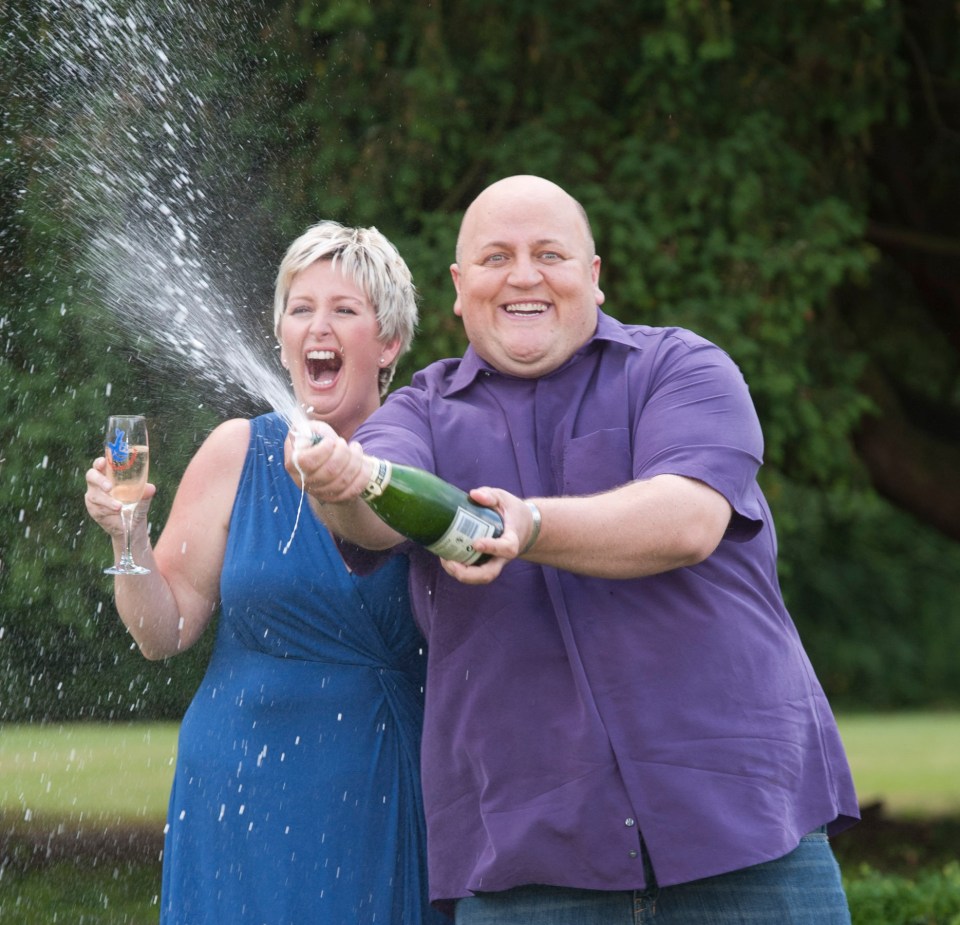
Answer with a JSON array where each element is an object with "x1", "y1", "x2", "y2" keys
[
  {"x1": 105, "y1": 502, "x2": 149, "y2": 574},
  {"x1": 118, "y1": 502, "x2": 136, "y2": 569}
]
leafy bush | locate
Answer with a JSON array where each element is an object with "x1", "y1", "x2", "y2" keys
[{"x1": 847, "y1": 864, "x2": 960, "y2": 925}]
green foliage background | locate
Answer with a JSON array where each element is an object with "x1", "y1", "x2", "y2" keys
[{"x1": 2, "y1": 0, "x2": 959, "y2": 721}]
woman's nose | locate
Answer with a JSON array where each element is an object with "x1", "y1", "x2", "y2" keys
[{"x1": 308, "y1": 309, "x2": 333, "y2": 333}]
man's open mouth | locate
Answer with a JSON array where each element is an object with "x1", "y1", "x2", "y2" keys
[
  {"x1": 504, "y1": 301, "x2": 547, "y2": 316},
  {"x1": 306, "y1": 349, "x2": 342, "y2": 385}
]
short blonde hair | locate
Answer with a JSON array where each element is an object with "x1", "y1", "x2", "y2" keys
[{"x1": 273, "y1": 221, "x2": 418, "y2": 395}]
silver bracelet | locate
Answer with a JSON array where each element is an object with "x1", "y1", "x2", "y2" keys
[{"x1": 520, "y1": 501, "x2": 542, "y2": 556}]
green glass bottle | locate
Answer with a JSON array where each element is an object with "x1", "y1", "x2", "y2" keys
[{"x1": 360, "y1": 457, "x2": 504, "y2": 565}]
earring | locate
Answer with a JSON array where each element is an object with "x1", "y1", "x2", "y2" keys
[{"x1": 379, "y1": 356, "x2": 386, "y2": 365}]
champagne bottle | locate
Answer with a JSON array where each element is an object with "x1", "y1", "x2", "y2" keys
[{"x1": 361, "y1": 457, "x2": 503, "y2": 565}]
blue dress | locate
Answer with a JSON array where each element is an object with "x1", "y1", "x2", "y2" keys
[{"x1": 161, "y1": 413, "x2": 445, "y2": 924}]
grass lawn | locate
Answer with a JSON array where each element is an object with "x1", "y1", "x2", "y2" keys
[
  {"x1": 1, "y1": 723, "x2": 176, "y2": 924},
  {"x1": 836, "y1": 711, "x2": 960, "y2": 816},
  {"x1": 0, "y1": 722, "x2": 178, "y2": 827},
  {"x1": 0, "y1": 862, "x2": 161, "y2": 925}
]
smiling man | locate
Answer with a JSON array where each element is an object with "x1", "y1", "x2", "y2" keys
[{"x1": 287, "y1": 175, "x2": 860, "y2": 925}]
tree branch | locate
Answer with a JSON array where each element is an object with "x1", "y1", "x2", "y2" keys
[
  {"x1": 854, "y1": 368, "x2": 960, "y2": 543},
  {"x1": 866, "y1": 220, "x2": 960, "y2": 258}
]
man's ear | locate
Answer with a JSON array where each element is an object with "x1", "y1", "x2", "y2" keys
[{"x1": 450, "y1": 262, "x2": 463, "y2": 317}]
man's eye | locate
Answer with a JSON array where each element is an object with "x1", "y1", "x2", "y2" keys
[
  {"x1": 483, "y1": 254, "x2": 506, "y2": 265},
  {"x1": 540, "y1": 251, "x2": 562, "y2": 261}
]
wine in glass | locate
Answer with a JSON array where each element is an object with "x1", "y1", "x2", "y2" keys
[{"x1": 103, "y1": 414, "x2": 150, "y2": 575}]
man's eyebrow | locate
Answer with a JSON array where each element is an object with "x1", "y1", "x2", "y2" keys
[{"x1": 478, "y1": 237, "x2": 565, "y2": 250}]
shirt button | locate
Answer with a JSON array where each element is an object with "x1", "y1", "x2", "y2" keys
[
  {"x1": 628, "y1": 849, "x2": 639, "y2": 859},
  {"x1": 624, "y1": 818, "x2": 635, "y2": 827}
]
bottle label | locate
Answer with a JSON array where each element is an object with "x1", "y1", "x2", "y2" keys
[
  {"x1": 427, "y1": 506, "x2": 499, "y2": 565},
  {"x1": 361, "y1": 458, "x2": 391, "y2": 499}
]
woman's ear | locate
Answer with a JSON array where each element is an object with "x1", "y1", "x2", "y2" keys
[{"x1": 379, "y1": 336, "x2": 402, "y2": 368}]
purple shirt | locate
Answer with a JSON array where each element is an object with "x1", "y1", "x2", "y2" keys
[{"x1": 349, "y1": 309, "x2": 858, "y2": 906}]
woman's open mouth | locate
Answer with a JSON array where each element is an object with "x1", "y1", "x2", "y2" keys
[{"x1": 306, "y1": 349, "x2": 342, "y2": 387}]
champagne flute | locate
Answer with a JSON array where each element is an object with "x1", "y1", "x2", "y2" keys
[{"x1": 103, "y1": 414, "x2": 150, "y2": 575}]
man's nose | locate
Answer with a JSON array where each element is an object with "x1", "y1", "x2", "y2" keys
[{"x1": 507, "y1": 255, "x2": 543, "y2": 287}]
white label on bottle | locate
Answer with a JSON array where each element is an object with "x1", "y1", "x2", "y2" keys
[
  {"x1": 426, "y1": 506, "x2": 498, "y2": 564},
  {"x1": 361, "y1": 459, "x2": 391, "y2": 499}
]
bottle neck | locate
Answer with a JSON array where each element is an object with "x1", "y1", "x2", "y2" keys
[{"x1": 360, "y1": 456, "x2": 392, "y2": 500}]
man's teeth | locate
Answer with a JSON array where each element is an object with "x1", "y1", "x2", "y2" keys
[{"x1": 505, "y1": 303, "x2": 546, "y2": 315}]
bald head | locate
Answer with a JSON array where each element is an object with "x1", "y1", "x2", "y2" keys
[{"x1": 456, "y1": 176, "x2": 595, "y2": 265}]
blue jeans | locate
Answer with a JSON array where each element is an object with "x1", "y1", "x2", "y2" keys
[{"x1": 455, "y1": 830, "x2": 851, "y2": 924}]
